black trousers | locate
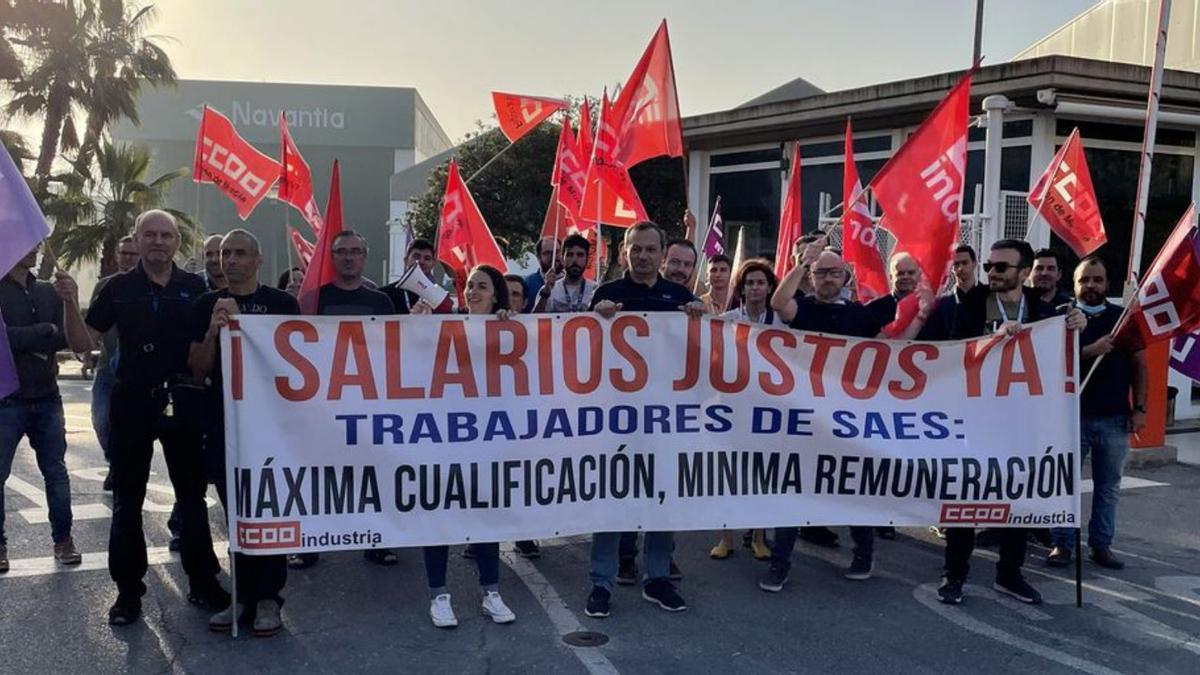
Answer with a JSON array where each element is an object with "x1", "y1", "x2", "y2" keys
[
  {"x1": 205, "y1": 421, "x2": 287, "y2": 606},
  {"x1": 943, "y1": 527, "x2": 1027, "y2": 581},
  {"x1": 107, "y1": 387, "x2": 220, "y2": 599}
]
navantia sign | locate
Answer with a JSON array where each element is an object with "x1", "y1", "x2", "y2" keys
[{"x1": 192, "y1": 106, "x2": 281, "y2": 220}]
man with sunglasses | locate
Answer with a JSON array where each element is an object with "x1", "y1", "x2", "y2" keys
[
  {"x1": 936, "y1": 239, "x2": 1085, "y2": 606},
  {"x1": 764, "y1": 248, "x2": 933, "y2": 592}
]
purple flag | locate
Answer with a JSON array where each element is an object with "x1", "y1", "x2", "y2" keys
[
  {"x1": 702, "y1": 196, "x2": 724, "y2": 258},
  {"x1": 1171, "y1": 332, "x2": 1200, "y2": 382},
  {"x1": 0, "y1": 138, "x2": 51, "y2": 398}
]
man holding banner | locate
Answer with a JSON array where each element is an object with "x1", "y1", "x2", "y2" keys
[
  {"x1": 188, "y1": 230, "x2": 299, "y2": 637},
  {"x1": 585, "y1": 221, "x2": 705, "y2": 618}
]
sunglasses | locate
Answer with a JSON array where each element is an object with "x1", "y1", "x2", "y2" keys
[{"x1": 982, "y1": 262, "x2": 1022, "y2": 273}]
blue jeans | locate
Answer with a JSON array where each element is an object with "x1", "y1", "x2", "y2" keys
[
  {"x1": 91, "y1": 367, "x2": 115, "y2": 461},
  {"x1": 0, "y1": 397, "x2": 73, "y2": 545},
  {"x1": 1053, "y1": 415, "x2": 1129, "y2": 551},
  {"x1": 590, "y1": 531, "x2": 673, "y2": 590},
  {"x1": 424, "y1": 543, "x2": 499, "y2": 595},
  {"x1": 771, "y1": 526, "x2": 874, "y2": 572}
]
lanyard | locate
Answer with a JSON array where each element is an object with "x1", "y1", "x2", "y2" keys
[
  {"x1": 995, "y1": 294, "x2": 1025, "y2": 324},
  {"x1": 562, "y1": 281, "x2": 588, "y2": 311}
]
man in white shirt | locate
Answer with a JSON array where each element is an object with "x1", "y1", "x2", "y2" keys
[{"x1": 534, "y1": 234, "x2": 596, "y2": 313}]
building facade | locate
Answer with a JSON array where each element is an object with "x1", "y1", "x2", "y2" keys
[{"x1": 113, "y1": 79, "x2": 452, "y2": 283}]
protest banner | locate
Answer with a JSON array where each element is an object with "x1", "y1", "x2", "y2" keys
[{"x1": 223, "y1": 314, "x2": 1080, "y2": 554}]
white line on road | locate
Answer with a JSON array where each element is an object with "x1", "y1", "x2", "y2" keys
[
  {"x1": 5, "y1": 475, "x2": 48, "y2": 507},
  {"x1": 1080, "y1": 476, "x2": 1168, "y2": 493},
  {"x1": 501, "y1": 550, "x2": 620, "y2": 675},
  {"x1": 0, "y1": 542, "x2": 228, "y2": 579}
]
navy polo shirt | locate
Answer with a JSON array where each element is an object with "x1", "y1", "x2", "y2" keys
[
  {"x1": 1079, "y1": 303, "x2": 1137, "y2": 418},
  {"x1": 589, "y1": 273, "x2": 696, "y2": 312},
  {"x1": 788, "y1": 296, "x2": 883, "y2": 338},
  {"x1": 85, "y1": 262, "x2": 207, "y2": 390}
]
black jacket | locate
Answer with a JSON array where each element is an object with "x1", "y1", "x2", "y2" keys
[
  {"x1": 0, "y1": 272, "x2": 67, "y2": 400},
  {"x1": 951, "y1": 284, "x2": 1059, "y2": 339}
]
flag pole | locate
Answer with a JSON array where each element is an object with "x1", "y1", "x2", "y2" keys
[
  {"x1": 1026, "y1": 129, "x2": 1073, "y2": 240},
  {"x1": 465, "y1": 137, "x2": 517, "y2": 186},
  {"x1": 1127, "y1": 0, "x2": 1173, "y2": 292}
]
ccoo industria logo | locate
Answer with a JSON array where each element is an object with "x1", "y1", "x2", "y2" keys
[{"x1": 186, "y1": 102, "x2": 346, "y2": 129}]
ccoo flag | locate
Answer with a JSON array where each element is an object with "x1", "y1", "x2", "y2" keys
[
  {"x1": 297, "y1": 160, "x2": 345, "y2": 314},
  {"x1": 193, "y1": 105, "x2": 280, "y2": 220},
  {"x1": 611, "y1": 20, "x2": 685, "y2": 167},
  {"x1": 1027, "y1": 128, "x2": 1106, "y2": 256},
  {"x1": 437, "y1": 160, "x2": 507, "y2": 304},
  {"x1": 279, "y1": 117, "x2": 324, "y2": 234},
  {"x1": 1114, "y1": 204, "x2": 1200, "y2": 349},
  {"x1": 774, "y1": 142, "x2": 803, "y2": 281},
  {"x1": 492, "y1": 92, "x2": 568, "y2": 143},
  {"x1": 841, "y1": 120, "x2": 889, "y2": 302}
]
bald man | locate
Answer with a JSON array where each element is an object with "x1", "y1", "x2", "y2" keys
[
  {"x1": 68, "y1": 210, "x2": 229, "y2": 626},
  {"x1": 203, "y1": 234, "x2": 227, "y2": 291},
  {"x1": 865, "y1": 252, "x2": 921, "y2": 328}
]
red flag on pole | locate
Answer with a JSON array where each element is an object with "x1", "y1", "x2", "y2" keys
[
  {"x1": 296, "y1": 160, "x2": 345, "y2": 314},
  {"x1": 611, "y1": 19, "x2": 684, "y2": 167},
  {"x1": 279, "y1": 117, "x2": 324, "y2": 234},
  {"x1": 774, "y1": 142, "x2": 803, "y2": 281},
  {"x1": 869, "y1": 70, "x2": 972, "y2": 288},
  {"x1": 841, "y1": 120, "x2": 889, "y2": 302},
  {"x1": 552, "y1": 120, "x2": 588, "y2": 216},
  {"x1": 192, "y1": 105, "x2": 280, "y2": 220},
  {"x1": 577, "y1": 98, "x2": 594, "y2": 165},
  {"x1": 437, "y1": 159, "x2": 507, "y2": 303},
  {"x1": 1028, "y1": 128, "x2": 1107, "y2": 256},
  {"x1": 579, "y1": 91, "x2": 649, "y2": 228},
  {"x1": 491, "y1": 92, "x2": 568, "y2": 143},
  {"x1": 288, "y1": 226, "x2": 315, "y2": 270},
  {"x1": 1114, "y1": 204, "x2": 1200, "y2": 349}
]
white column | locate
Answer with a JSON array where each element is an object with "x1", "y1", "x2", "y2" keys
[
  {"x1": 1025, "y1": 111, "x2": 1057, "y2": 249},
  {"x1": 980, "y1": 95, "x2": 1011, "y2": 253}
]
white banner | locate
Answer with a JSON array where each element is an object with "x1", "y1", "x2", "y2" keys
[{"x1": 222, "y1": 314, "x2": 1080, "y2": 554}]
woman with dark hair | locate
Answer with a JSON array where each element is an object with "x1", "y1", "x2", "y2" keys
[
  {"x1": 276, "y1": 267, "x2": 303, "y2": 297},
  {"x1": 710, "y1": 259, "x2": 781, "y2": 561},
  {"x1": 411, "y1": 263, "x2": 516, "y2": 627}
]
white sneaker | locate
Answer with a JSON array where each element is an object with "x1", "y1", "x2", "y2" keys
[
  {"x1": 430, "y1": 593, "x2": 458, "y2": 628},
  {"x1": 481, "y1": 590, "x2": 516, "y2": 624}
]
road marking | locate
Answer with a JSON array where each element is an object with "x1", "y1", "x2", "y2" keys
[
  {"x1": 20, "y1": 502, "x2": 112, "y2": 524},
  {"x1": 1080, "y1": 476, "x2": 1168, "y2": 493},
  {"x1": 0, "y1": 543, "x2": 227, "y2": 579},
  {"x1": 500, "y1": 550, "x2": 620, "y2": 675},
  {"x1": 912, "y1": 583, "x2": 1125, "y2": 675}
]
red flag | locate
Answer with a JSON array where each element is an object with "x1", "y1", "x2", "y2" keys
[
  {"x1": 278, "y1": 116, "x2": 324, "y2": 234},
  {"x1": 552, "y1": 121, "x2": 588, "y2": 217},
  {"x1": 288, "y1": 226, "x2": 315, "y2": 270},
  {"x1": 192, "y1": 105, "x2": 280, "y2": 220},
  {"x1": 577, "y1": 98, "x2": 594, "y2": 165},
  {"x1": 539, "y1": 201, "x2": 605, "y2": 281},
  {"x1": 870, "y1": 70, "x2": 972, "y2": 288},
  {"x1": 841, "y1": 120, "x2": 889, "y2": 302},
  {"x1": 1114, "y1": 204, "x2": 1200, "y2": 348},
  {"x1": 437, "y1": 159, "x2": 507, "y2": 303},
  {"x1": 492, "y1": 92, "x2": 568, "y2": 143},
  {"x1": 774, "y1": 142, "x2": 802, "y2": 281},
  {"x1": 1028, "y1": 128, "x2": 1107, "y2": 256},
  {"x1": 579, "y1": 91, "x2": 649, "y2": 228},
  {"x1": 297, "y1": 160, "x2": 345, "y2": 314},
  {"x1": 611, "y1": 20, "x2": 684, "y2": 167}
]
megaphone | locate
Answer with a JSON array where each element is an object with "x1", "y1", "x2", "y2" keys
[{"x1": 397, "y1": 265, "x2": 449, "y2": 309}]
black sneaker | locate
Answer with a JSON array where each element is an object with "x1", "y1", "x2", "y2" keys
[
  {"x1": 168, "y1": 536, "x2": 182, "y2": 552},
  {"x1": 994, "y1": 575, "x2": 1042, "y2": 604},
  {"x1": 102, "y1": 473, "x2": 113, "y2": 491},
  {"x1": 1046, "y1": 546, "x2": 1072, "y2": 568},
  {"x1": 642, "y1": 579, "x2": 686, "y2": 612},
  {"x1": 668, "y1": 560, "x2": 682, "y2": 581},
  {"x1": 937, "y1": 577, "x2": 964, "y2": 605},
  {"x1": 758, "y1": 564, "x2": 789, "y2": 593},
  {"x1": 875, "y1": 526, "x2": 897, "y2": 540},
  {"x1": 188, "y1": 583, "x2": 232, "y2": 612},
  {"x1": 584, "y1": 586, "x2": 611, "y2": 618},
  {"x1": 616, "y1": 557, "x2": 638, "y2": 586},
  {"x1": 363, "y1": 548, "x2": 398, "y2": 566},
  {"x1": 108, "y1": 596, "x2": 142, "y2": 626},
  {"x1": 799, "y1": 527, "x2": 839, "y2": 548},
  {"x1": 515, "y1": 540, "x2": 541, "y2": 559},
  {"x1": 844, "y1": 554, "x2": 873, "y2": 580},
  {"x1": 287, "y1": 553, "x2": 319, "y2": 569}
]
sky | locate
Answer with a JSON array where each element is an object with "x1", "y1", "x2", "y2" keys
[{"x1": 135, "y1": 0, "x2": 1099, "y2": 143}]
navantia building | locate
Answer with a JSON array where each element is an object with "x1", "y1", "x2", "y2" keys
[{"x1": 113, "y1": 79, "x2": 452, "y2": 283}]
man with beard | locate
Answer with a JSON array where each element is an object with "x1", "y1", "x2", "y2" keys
[
  {"x1": 189, "y1": 230, "x2": 298, "y2": 636},
  {"x1": 764, "y1": 249, "x2": 933, "y2": 592},
  {"x1": 1046, "y1": 256, "x2": 1145, "y2": 571},
  {"x1": 584, "y1": 221, "x2": 704, "y2": 618},
  {"x1": 662, "y1": 239, "x2": 698, "y2": 289},
  {"x1": 534, "y1": 234, "x2": 596, "y2": 313},
  {"x1": 1030, "y1": 248, "x2": 1073, "y2": 308},
  {"x1": 523, "y1": 236, "x2": 559, "y2": 311},
  {"x1": 203, "y1": 234, "x2": 227, "y2": 291},
  {"x1": 70, "y1": 210, "x2": 228, "y2": 625},
  {"x1": 935, "y1": 239, "x2": 1085, "y2": 606}
]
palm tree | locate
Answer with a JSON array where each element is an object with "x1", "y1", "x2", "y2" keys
[{"x1": 46, "y1": 141, "x2": 197, "y2": 276}]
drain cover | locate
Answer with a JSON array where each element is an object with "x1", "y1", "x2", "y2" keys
[{"x1": 562, "y1": 631, "x2": 609, "y2": 647}]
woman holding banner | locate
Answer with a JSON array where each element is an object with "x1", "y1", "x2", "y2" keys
[
  {"x1": 411, "y1": 264, "x2": 518, "y2": 628},
  {"x1": 709, "y1": 259, "x2": 780, "y2": 561}
]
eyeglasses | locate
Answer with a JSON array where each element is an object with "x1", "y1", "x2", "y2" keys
[
  {"x1": 333, "y1": 247, "x2": 366, "y2": 257},
  {"x1": 812, "y1": 267, "x2": 845, "y2": 278},
  {"x1": 982, "y1": 262, "x2": 1021, "y2": 273}
]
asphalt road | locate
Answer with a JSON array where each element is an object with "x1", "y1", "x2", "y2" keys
[{"x1": 1, "y1": 376, "x2": 1198, "y2": 674}]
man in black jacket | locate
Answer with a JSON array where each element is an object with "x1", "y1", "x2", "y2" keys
[{"x1": 937, "y1": 239, "x2": 1084, "y2": 606}]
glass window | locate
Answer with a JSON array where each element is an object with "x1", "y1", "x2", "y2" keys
[
  {"x1": 1056, "y1": 119, "x2": 1195, "y2": 147},
  {"x1": 801, "y1": 135, "x2": 890, "y2": 159},
  {"x1": 710, "y1": 148, "x2": 781, "y2": 167},
  {"x1": 708, "y1": 169, "x2": 783, "y2": 261}
]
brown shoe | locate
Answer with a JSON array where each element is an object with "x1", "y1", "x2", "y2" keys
[
  {"x1": 0, "y1": 545, "x2": 9, "y2": 573},
  {"x1": 54, "y1": 538, "x2": 82, "y2": 565}
]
